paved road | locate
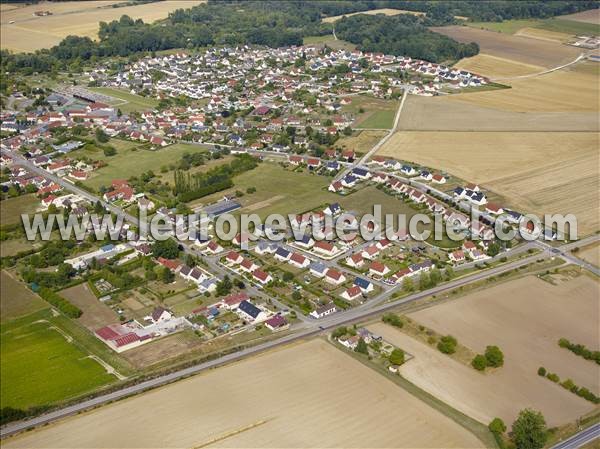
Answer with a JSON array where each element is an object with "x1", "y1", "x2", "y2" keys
[
  {"x1": 550, "y1": 423, "x2": 600, "y2": 449},
  {"x1": 0, "y1": 244, "x2": 562, "y2": 438},
  {"x1": 334, "y1": 88, "x2": 408, "y2": 181},
  {"x1": 1, "y1": 147, "x2": 598, "y2": 438}
]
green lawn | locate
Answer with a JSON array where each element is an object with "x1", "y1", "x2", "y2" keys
[
  {"x1": 191, "y1": 162, "x2": 339, "y2": 218},
  {"x1": 355, "y1": 110, "x2": 396, "y2": 129},
  {"x1": 0, "y1": 194, "x2": 39, "y2": 227},
  {"x1": 467, "y1": 17, "x2": 598, "y2": 36},
  {"x1": 303, "y1": 35, "x2": 357, "y2": 51},
  {"x1": 338, "y1": 186, "x2": 418, "y2": 227},
  {"x1": 89, "y1": 87, "x2": 159, "y2": 113},
  {"x1": 76, "y1": 140, "x2": 208, "y2": 189},
  {"x1": 1, "y1": 309, "x2": 116, "y2": 410}
]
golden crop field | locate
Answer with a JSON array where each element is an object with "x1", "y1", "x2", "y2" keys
[
  {"x1": 4, "y1": 339, "x2": 485, "y2": 448},
  {"x1": 578, "y1": 243, "x2": 600, "y2": 268},
  {"x1": 398, "y1": 95, "x2": 599, "y2": 131},
  {"x1": 514, "y1": 27, "x2": 573, "y2": 43},
  {"x1": 377, "y1": 131, "x2": 599, "y2": 235},
  {"x1": 322, "y1": 8, "x2": 424, "y2": 23},
  {"x1": 370, "y1": 274, "x2": 600, "y2": 427},
  {"x1": 431, "y1": 25, "x2": 581, "y2": 69},
  {"x1": 454, "y1": 53, "x2": 547, "y2": 77},
  {"x1": 1, "y1": 1, "x2": 205, "y2": 53},
  {"x1": 448, "y1": 62, "x2": 600, "y2": 112}
]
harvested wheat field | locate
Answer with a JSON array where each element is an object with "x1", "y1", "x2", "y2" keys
[
  {"x1": 455, "y1": 53, "x2": 547, "y2": 78},
  {"x1": 378, "y1": 131, "x2": 599, "y2": 235},
  {"x1": 558, "y1": 9, "x2": 600, "y2": 24},
  {"x1": 431, "y1": 26, "x2": 581, "y2": 69},
  {"x1": 1, "y1": 1, "x2": 205, "y2": 52},
  {"x1": 3, "y1": 339, "x2": 485, "y2": 449},
  {"x1": 514, "y1": 27, "x2": 573, "y2": 43},
  {"x1": 578, "y1": 243, "x2": 600, "y2": 268},
  {"x1": 448, "y1": 62, "x2": 600, "y2": 112},
  {"x1": 322, "y1": 8, "x2": 424, "y2": 23},
  {"x1": 370, "y1": 274, "x2": 600, "y2": 428},
  {"x1": 398, "y1": 95, "x2": 598, "y2": 131}
]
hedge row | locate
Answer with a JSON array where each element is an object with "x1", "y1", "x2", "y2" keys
[
  {"x1": 39, "y1": 288, "x2": 82, "y2": 318},
  {"x1": 558, "y1": 338, "x2": 600, "y2": 365}
]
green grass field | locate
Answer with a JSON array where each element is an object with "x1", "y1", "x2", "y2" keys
[
  {"x1": 303, "y1": 35, "x2": 357, "y2": 51},
  {"x1": 355, "y1": 110, "x2": 396, "y2": 129},
  {"x1": 90, "y1": 87, "x2": 159, "y2": 113},
  {"x1": 74, "y1": 140, "x2": 207, "y2": 189},
  {"x1": 0, "y1": 194, "x2": 39, "y2": 227},
  {"x1": 1, "y1": 309, "x2": 116, "y2": 410},
  {"x1": 191, "y1": 162, "x2": 339, "y2": 218},
  {"x1": 0, "y1": 270, "x2": 47, "y2": 323},
  {"x1": 467, "y1": 17, "x2": 598, "y2": 36}
]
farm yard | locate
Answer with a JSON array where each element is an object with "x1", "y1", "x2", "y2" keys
[
  {"x1": 369, "y1": 272, "x2": 600, "y2": 428},
  {"x1": 377, "y1": 131, "x2": 599, "y2": 235},
  {"x1": 0, "y1": 1, "x2": 206, "y2": 53},
  {"x1": 1, "y1": 308, "x2": 117, "y2": 410},
  {"x1": 3, "y1": 339, "x2": 485, "y2": 449}
]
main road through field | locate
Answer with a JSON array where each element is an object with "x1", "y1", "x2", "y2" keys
[
  {"x1": 550, "y1": 423, "x2": 600, "y2": 449},
  {"x1": 1, "y1": 234, "x2": 597, "y2": 439},
  {"x1": 1, "y1": 146, "x2": 598, "y2": 438}
]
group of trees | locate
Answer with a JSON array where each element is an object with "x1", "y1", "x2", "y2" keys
[
  {"x1": 489, "y1": 409, "x2": 549, "y2": 449},
  {"x1": 173, "y1": 154, "x2": 258, "y2": 202},
  {"x1": 3, "y1": 1, "x2": 594, "y2": 75},
  {"x1": 538, "y1": 367, "x2": 599, "y2": 404},
  {"x1": 335, "y1": 14, "x2": 479, "y2": 63},
  {"x1": 558, "y1": 337, "x2": 600, "y2": 364},
  {"x1": 38, "y1": 287, "x2": 82, "y2": 318},
  {"x1": 471, "y1": 345, "x2": 504, "y2": 371}
]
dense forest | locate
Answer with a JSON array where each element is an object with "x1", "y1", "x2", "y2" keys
[
  {"x1": 335, "y1": 14, "x2": 479, "y2": 62},
  {"x1": 0, "y1": 1, "x2": 596, "y2": 74}
]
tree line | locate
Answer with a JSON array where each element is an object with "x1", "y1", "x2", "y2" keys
[{"x1": 2, "y1": 1, "x2": 595, "y2": 75}]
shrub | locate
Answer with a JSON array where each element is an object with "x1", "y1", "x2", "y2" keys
[
  {"x1": 382, "y1": 313, "x2": 403, "y2": 328},
  {"x1": 472, "y1": 354, "x2": 487, "y2": 371},
  {"x1": 546, "y1": 372, "x2": 560, "y2": 383},
  {"x1": 437, "y1": 335, "x2": 457, "y2": 354},
  {"x1": 484, "y1": 345, "x2": 504, "y2": 368},
  {"x1": 489, "y1": 417, "x2": 507, "y2": 434},
  {"x1": 389, "y1": 348, "x2": 405, "y2": 365},
  {"x1": 537, "y1": 367, "x2": 546, "y2": 377}
]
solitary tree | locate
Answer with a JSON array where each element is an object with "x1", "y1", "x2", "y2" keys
[
  {"x1": 437, "y1": 335, "x2": 457, "y2": 354},
  {"x1": 511, "y1": 409, "x2": 548, "y2": 449}
]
